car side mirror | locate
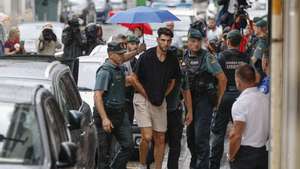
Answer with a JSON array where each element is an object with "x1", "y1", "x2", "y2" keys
[
  {"x1": 56, "y1": 142, "x2": 77, "y2": 168},
  {"x1": 68, "y1": 110, "x2": 83, "y2": 130}
]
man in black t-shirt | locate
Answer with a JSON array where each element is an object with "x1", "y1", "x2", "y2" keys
[{"x1": 133, "y1": 27, "x2": 180, "y2": 169}]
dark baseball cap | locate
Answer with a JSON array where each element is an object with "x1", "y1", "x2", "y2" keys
[
  {"x1": 256, "y1": 20, "x2": 268, "y2": 28},
  {"x1": 227, "y1": 30, "x2": 242, "y2": 44},
  {"x1": 127, "y1": 35, "x2": 140, "y2": 44},
  {"x1": 253, "y1": 17, "x2": 262, "y2": 23},
  {"x1": 188, "y1": 28, "x2": 202, "y2": 40},
  {"x1": 107, "y1": 41, "x2": 127, "y2": 54}
]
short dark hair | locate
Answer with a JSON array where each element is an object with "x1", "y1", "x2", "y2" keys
[
  {"x1": 228, "y1": 37, "x2": 241, "y2": 47},
  {"x1": 157, "y1": 27, "x2": 174, "y2": 38},
  {"x1": 235, "y1": 64, "x2": 256, "y2": 84}
]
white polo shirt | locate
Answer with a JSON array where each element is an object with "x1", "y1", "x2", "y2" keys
[{"x1": 231, "y1": 87, "x2": 270, "y2": 148}]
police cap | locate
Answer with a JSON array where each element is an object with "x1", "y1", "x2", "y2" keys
[
  {"x1": 253, "y1": 17, "x2": 261, "y2": 23},
  {"x1": 188, "y1": 28, "x2": 202, "y2": 40},
  {"x1": 127, "y1": 35, "x2": 140, "y2": 44},
  {"x1": 107, "y1": 41, "x2": 127, "y2": 54},
  {"x1": 227, "y1": 30, "x2": 242, "y2": 45},
  {"x1": 256, "y1": 19, "x2": 268, "y2": 28}
]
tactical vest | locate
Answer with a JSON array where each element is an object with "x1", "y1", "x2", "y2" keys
[
  {"x1": 220, "y1": 49, "x2": 249, "y2": 92},
  {"x1": 182, "y1": 49, "x2": 217, "y2": 98},
  {"x1": 96, "y1": 63, "x2": 126, "y2": 109}
]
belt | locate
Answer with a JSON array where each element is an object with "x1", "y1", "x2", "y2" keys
[{"x1": 240, "y1": 145, "x2": 267, "y2": 151}]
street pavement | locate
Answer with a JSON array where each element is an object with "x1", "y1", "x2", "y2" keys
[{"x1": 127, "y1": 126, "x2": 231, "y2": 169}]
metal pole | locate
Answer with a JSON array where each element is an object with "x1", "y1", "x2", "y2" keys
[
  {"x1": 270, "y1": 0, "x2": 283, "y2": 169},
  {"x1": 282, "y1": 0, "x2": 300, "y2": 169}
]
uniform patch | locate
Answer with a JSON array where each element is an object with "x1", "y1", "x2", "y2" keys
[
  {"x1": 210, "y1": 56, "x2": 217, "y2": 64},
  {"x1": 190, "y1": 60, "x2": 199, "y2": 65}
]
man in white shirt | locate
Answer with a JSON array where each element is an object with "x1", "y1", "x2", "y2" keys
[
  {"x1": 207, "y1": 16, "x2": 223, "y2": 42},
  {"x1": 228, "y1": 64, "x2": 269, "y2": 169},
  {"x1": 166, "y1": 21, "x2": 183, "y2": 49}
]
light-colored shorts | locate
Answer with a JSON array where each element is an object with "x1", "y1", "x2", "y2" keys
[{"x1": 133, "y1": 93, "x2": 167, "y2": 132}]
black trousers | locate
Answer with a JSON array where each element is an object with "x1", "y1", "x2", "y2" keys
[
  {"x1": 210, "y1": 92, "x2": 239, "y2": 169},
  {"x1": 230, "y1": 146, "x2": 268, "y2": 169},
  {"x1": 167, "y1": 108, "x2": 184, "y2": 169}
]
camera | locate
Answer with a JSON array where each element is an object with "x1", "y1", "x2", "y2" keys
[
  {"x1": 190, "y1": 19, "x2": 207, "y2": 38},
  {"x1": 42, "y1": 28, "x2": 57, "y2": 41},
  {"x1": 234, "y1": 4, "x2": 251, "y2": 29},
  {"x1": 208, "y1": 38, "x2": 221, "y2": 53},
  {"x1": 68, "y1": 18, "x2": 80, "y2": 28}
]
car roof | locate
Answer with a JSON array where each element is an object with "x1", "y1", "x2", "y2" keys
[
  {"x1": 0, "y1": 59, "x2": 66, "y2": 80},
  {"x1": 0, "y1": 84, "x2": 40, "y2": 104}
]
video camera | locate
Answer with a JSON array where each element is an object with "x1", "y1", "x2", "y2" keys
[
  {"x1": 234, "y1": 4, "x2": 251, "y2": 29},
  {"x1": 190, "y1": 19, "x2": 207, "y2": 38}
]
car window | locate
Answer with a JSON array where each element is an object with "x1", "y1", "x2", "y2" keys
[
  {"x1": 0, "y1": 102, "x2": 44, "y2": 165},
  {"x1": 44, "y1": 97, "x2": 68, "y2": 159},
  {"x1": 58, "y1": 72, "x2": 82, "y2": 114}
]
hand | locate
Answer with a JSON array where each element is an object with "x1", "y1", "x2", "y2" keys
[
  {"x1": 102, "y1": 118, "x2": 113, "y2": 133},
  {"x1": 138, "y1": 43, "x2": 146, "y2": 53},
  {"x1": 185, "y1": 111, "x2": 193, "y2": 126},
  {"x1": 14, "y1": 43, "x2": 20, "y2": 52},
  {"x1": 213, "y1": 106, "x2": 219, "y2": 112},
  {"x1": 227, "y1": 153, "x2": 235, "y2": 162}
]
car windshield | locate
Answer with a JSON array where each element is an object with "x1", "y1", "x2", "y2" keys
[
  {"x1": 0, "y1": 102, "x2": 44, "y2": 165},
  {"x1": 19, "y1": 23, "x2": 63, "y2": 41}
]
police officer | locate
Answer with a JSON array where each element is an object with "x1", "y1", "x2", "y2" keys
[
  {"x1": 165, "y1": 47, "x2": 193, "y2": 169},
  {"x1": 94, "y1": 40, "x2": 146, "y2": 169},
  {"x1": 245, "y1": 17, "x2": 261, "y2": 58},
  {"x1": 210, "y1": 30, "x2": 250, "y2": 169},
  {"x1": 124, "y1": 35, "x2": 140, "y2": 124},
  {"x1": 250, "y1": 19, "x2": 268, "y2": 79},
  {"x1": 182, "y1": 28, "x2": 227, "y2": 169},
  {"x1": 85, "y1": 23, "x2": 106, "y2": 55}
]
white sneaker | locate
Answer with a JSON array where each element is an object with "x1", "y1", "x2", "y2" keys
[{"x1": 139, "y1": 164, "x2": 147, "y2": 169}]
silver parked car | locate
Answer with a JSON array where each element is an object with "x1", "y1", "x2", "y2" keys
[
  {"x1": 0, "y1": 84, "x2": 78, "y2": 169},
  {"x1": 0, "y1": 56, "x2": 98, "y2": 169}
]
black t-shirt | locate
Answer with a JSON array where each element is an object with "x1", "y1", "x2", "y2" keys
[
  {"x1": 135, "y1": 47, "x2": 180, "y2": 106},
  {"x1": 218, "y1": 48, "x2": 250, "y2": 92}
]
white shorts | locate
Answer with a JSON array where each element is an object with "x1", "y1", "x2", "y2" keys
[{"x1": 133, "y1": 93, "x2": 167, "y2": 132}]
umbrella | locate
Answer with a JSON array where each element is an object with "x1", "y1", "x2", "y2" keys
[
  {"x1": 107, "y1": 6, "x2": 180, "y2": 24},
  {"x1": 120, "y1": 23, "x2": 153, "y2": 35}
]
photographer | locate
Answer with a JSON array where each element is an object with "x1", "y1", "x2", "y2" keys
[
  {"x1": 85, "y1": 23, "x2": 106, "y2": 55},
  {"x1": 217, "y1": 0, "x2": 248, "y2": 28},
  {"x1": 62, "y1": 16, "x2": 87, "y2": 83},
  {"x1": 207, "y1": 16, "x2": 223, "y2": 42},
  {"x1": 38, "y1": 24, "x2": 62, "y2": 55},
  {"x1": 4, "y1": 27, "x2": 25, "y2": 55}
]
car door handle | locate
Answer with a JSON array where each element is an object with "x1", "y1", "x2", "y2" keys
[{"x1": 80, "y1": 131, "x2": 86, "y2": 136}]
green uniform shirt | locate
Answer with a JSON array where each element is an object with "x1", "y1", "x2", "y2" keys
[
  {"x1": 253, "y1": 36, "x2": 268, "y2": 60},
  {"x1": 203, "y1": 52, "x2": 223, "y2": 75},
  {"x1": 182, "y1": 49, "x2": 223, "y2": 94},
  {"x1": 94, "y1": 59, "x2": 126, "y2": 108}
]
